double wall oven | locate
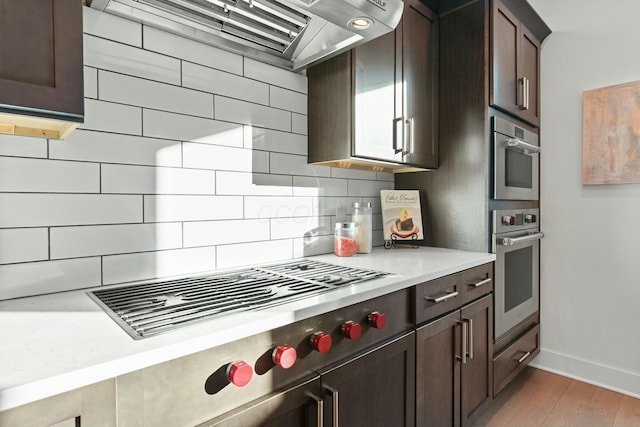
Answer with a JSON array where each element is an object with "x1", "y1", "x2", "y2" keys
[{"x1": 491, "y1": 116, "x2": 543, "y2": 341}]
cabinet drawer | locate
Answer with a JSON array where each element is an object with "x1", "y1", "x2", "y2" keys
[
  {"x1": 459, "y1": 263, "x2": 493, "y2": 304},
  {"x1": 493, "y1": 323, "x2": 539, "y2": 396},
  {"x1": 414, "y1": 273, "x2": 461, "y2": 324}
]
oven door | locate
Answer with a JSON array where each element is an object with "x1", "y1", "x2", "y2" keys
[
  {"x1": 494, "y1": 131, "x2": 540, "y2": 201},
  {"x1": 493, "y1": 230, "x2": 543, "y2": 339}
]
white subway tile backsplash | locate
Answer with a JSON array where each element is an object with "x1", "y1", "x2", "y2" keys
[
  {"x1": 293, "y1": 234, "x2": 334, "y2": 258},
  {"x1": 50, "y1": 130, "x2": 182, "y2": 167},
  {"x1": 293, "y1": 176, "x2": 348, "y2": 197},
  {"x1": 0, "y1": 228, "x2": 48, "y2": 265},
  {"x1": 244, "y1": 196, "x2": 313, "y2": 219},
  {"x1": 102, "y1": 164, "x2": 215, "y2": 195},
  {"x1": 144, "y1": 195, "x2": 243, "y2": 222},
  {"x1": 183, "y1": 62, "x2": 269, "y2": 105},
  {"x1": 80, "y1": 99, "x2": 142, "y2": 135},
  {"x1": 50, "y1": 223, "x2": 182, "y2": 259},
  {"x1": 348, "y1": 179, "x2": 393, "y2": 197},
  {"x1": 312, "y1": 196, "x2": 361, "y2": 218},
  {"x1": 83, "y1": 7, "x2": 142, "y2": 47},
  {"x1": 216, "y1": 240, "x2": 292, "y2": 270},
  {"x1": 271, "y1": 216, "x2": 332, "y2": 240},
  {"x1": 184, "y1": 219, "x2": 270, "y2": 247},
  {"x1": 84, "y1": 35, "x2": 181, "y2": 85},
  {"x1": 291, "y1": 113, "x2": 308, "y2": 135},
  {"x1": 270, "y1": 153, "x2": 331, "y2": 177},
  {"x1": 0, "y1": 157, "x2": 99, "y2": 193},
  {"x1": 0, "y1": 134, "x2": 47, "y2": 158},
  {"x1": 183, "y1": 143, "x2": 269, "y2": 173},
  {"x1": 103, "y1": 247, "x2": 216, "y2": 285},
  {"x1": 244, "y1": 127, "x2": 306, "y2": 155},
  {"x1": 270, "y1": 86, "x2": 307, "y2": 114},
  {"x1": 216, "y1": 172, "x2": 292, "y2": 196},
  {"x1": 143, "y1": 26, "x2": 243, "y2": 75},
  {"x1": 215, "y1": 96, "x2": 291, "y2": 132},
  {"x1": 99, "y1": 71, "x2": 214, "y2": 118},
  {"x1": 0, "y1": 257, "x2": 102, "y2": 300},
  {"x1": 244, "y1": 58, "x2": 307, "y2": 93},
  {"x1": 143, "y1": 110, "x2": 243, "y2": 147},
  {"x1": 84, "y1": 67, "x2": 98, "y2": 99},
  {"x1": 0, "y1": 194, "x2": 142, "y2": 227}
]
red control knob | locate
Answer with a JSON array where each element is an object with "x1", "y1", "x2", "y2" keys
[
  {"x1": 525, "y1": 214, "x2": 537, "y2": 223},
  {"x1": 368, "y1": 311, "x2": 387, "y2": 329},
  {"x1": 310, "y1": 331, "x2": 332, "y2": 353},
  {"x1": 502, "y1": 215, "x2": 515, "y2": 226},
  {"x1": 342, "y1": 321, "x2": 362, "y2": 340},
  {"x1": 227, "y1": 361, "x2": 253, "y2": 387},
  {"x1": 272, "y1": 344, "x2": 297, "y2": 369}
]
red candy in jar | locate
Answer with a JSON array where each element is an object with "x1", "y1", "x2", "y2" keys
[{"x1": 334, "y1": 222, "x2": 357, "y2": 257}]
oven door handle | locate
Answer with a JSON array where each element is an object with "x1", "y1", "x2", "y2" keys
[
  {"x1": 505, "y1": 138, "x2": 541, "y2": 154},
  {"x1": 500, "y1": 232, "x2": 545, "y2": 246}
]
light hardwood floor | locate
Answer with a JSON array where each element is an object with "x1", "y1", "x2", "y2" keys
[{"x1": 473, "y1": 367, "x2": 640, "y2": 427}]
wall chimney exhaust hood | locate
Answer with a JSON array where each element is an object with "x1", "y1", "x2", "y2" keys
[{"x1": 87, "y1": 0, "x2": 403, "y2": 71}]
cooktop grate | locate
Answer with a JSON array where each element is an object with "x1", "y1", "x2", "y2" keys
[{"x1": 89, "y1": 260, "x2": 389, "y2": 339}]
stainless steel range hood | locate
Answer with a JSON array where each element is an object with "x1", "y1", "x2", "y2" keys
[{"x1": 87, "y1": 0, "x2": 403, "y2": 71}]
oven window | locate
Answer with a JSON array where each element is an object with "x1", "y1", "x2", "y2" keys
[
  {"x1": 505, "y1": 149, "x2": 533, "y2": 189},
  {"x1": 504, "y1": 246, "x2": 533, "y2": 312}
]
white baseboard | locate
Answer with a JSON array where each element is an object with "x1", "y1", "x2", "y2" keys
[{"x1": 530, "y1": 348, "x2": 640, "y2": 399}]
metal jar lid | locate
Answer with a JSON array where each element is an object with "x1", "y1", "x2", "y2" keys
[
  {"x1": 352, "y1": 202, "x2": 372, "y2": 208},
  {"x1": 335, "y1": 222, "x2": 356, "y2": 229}
]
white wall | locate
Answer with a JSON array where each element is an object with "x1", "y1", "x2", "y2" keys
[
  {"x1": 528, "y1": 0, "x2": 640, "y2": 397},
  {"x1": 0, "y1": 7, "x2": 393, "y2": 300}
]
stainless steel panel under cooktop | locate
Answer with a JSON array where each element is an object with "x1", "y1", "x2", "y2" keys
[{"x1": 89, "y1": 259, "x2": 390, "y2": 339}]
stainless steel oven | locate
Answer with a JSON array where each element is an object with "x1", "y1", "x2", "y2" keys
[
  {"x1": 492, "y1": 208, "x2": 544, "y2": 339},
  {"x1": 493, "y1": 116, "x2": 540, "y2": 201}
]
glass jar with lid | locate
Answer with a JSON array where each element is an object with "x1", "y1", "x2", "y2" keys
[
  {"x1": 352, "y1": 202, "x2": 373, "y2": 253},
  {"x1": 334, "y1": 222, "x2": 357, "y2": 257}
]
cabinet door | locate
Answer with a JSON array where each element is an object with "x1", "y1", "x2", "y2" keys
[
  {"x1": 416, "y1": 311, "x2": 461, "y2": 427},
  {"x1": 353, "y1": 32, "x2": 400, "y2": 163},
  {"x1": 320, "y1": 332, "x2": 415, "y2": 427},
  {"x1": 401, "y1": 0, "x2": 439, "y2": 168},
  {"x1": 0, "y1": 0, "x2": 83, "y2": 120},
  {"x1": 198, "y1": 376, "x2": 323, "y2": 427},
  {"x1": 460, "y1": 294, "x2": 493, "y2": 427},
  {"x1": 491, "y1": 0, "x2": 540, "y2": 127}
]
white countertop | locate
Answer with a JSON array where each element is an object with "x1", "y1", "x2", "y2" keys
[{"x1": 0, "y1": 246, "x2": 494, "y2": 412}]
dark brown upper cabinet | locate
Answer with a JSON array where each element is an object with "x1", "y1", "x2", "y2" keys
[
  {"x1": 491, "y1": 0, "x2": 541, "y2": 127},
  {"x1": 307, "y1": 0, "x2": 438, "y2": 173},
  {"x1": 0, "y1": 0, "x2": 84, "y2": 139}
]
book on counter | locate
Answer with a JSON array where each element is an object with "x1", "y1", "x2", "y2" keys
[{"x1": 380, "y1": 190, "x2": 424, "y2": 241}]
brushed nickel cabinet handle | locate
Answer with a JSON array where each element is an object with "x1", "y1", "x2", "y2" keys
[
  {"x1": 517, "y1": 351, "x2": 532, "y2": 364},
  {"x1": 525, "y1": 77, "x2": 530, "y2": 110},
  {"x1": 403, "y1": 117, "x2": 414, "y2": 156},
  {"x1": 324, "y1": 385, "x2": 339, "y2": 427},
  {"x1": 463, "y1": 317, "x2": 474, "y2": 360},
  {"x1": 424, "y1": 291, "x2": 458, "y2": 304},
  {"x1": 461, "y1": 320, "x2": 468, "y2": 364},
  {"x1": 468, "y1": 278, "x2": 492, "y2": 288},
  {"x1": 518, "y1": 77, "x2": 526, "y2": 110},
  {"x1": 307, "y1": 393, "x2": 324, "y2": 427},
  {"x1": 392, "y1": 117, "x2": 404, "y2": 154}
]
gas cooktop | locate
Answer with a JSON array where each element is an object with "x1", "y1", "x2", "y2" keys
[{"x1": 89, "y1": 259, "x2": 390, "y2": 340}]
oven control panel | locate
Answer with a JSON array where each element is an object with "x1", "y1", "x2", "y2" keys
[{"x1": 493, "y1": 208, "x2": 540, "y2": 234}]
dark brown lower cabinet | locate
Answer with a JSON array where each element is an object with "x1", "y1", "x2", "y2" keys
[
  {"x1": 416, "y1": 295, "x2": 493, "y2": 427},
  {"x1": 320, "y1": 332, "x2": 416, "y2": 427}
]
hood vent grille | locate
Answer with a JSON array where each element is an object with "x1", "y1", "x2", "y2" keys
[
  {"x1": 145, "y1": 0, "x2": 312, "y2": 53},
  {"x1": 89, "y1": 260, "x2": 389, "y2": 339}
]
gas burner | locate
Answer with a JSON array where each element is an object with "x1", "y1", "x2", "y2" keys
[{"x1": 89, "y1": 260, "x2": 390, "y2": 339}]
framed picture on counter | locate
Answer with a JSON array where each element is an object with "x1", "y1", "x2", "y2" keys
[{"x1": 380, "y1": 190, "x2": 424, "y2": 243}]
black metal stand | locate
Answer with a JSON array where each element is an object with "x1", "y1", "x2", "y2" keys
[{"x1": 384, "y1": 233, "x2": 420, "y2": 249}]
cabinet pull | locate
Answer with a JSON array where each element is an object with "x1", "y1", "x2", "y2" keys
[
  {"x1": 461, "y1": 320, "x2": 468, "y2": 364},
  {"x1": 516, "y1": 351, "x2": 531, "y2": 364},
  {"x1": 424, "y1": 290, "x2": 458, "y2": 304},
  {"x1": 307, "y1": 393, "x2": 324, "y2": 427},
  {"x1": 403, "y1": 117, "x2": 414, "y2": 156},
  {"x1": 518, "y1": 77, "x2": 527, "y2": 110},
  {"x1": 392, "y1": 117, "x2": 404, "y2": 154},
  {"x1": 525, "y1": 77, "x2": 530, "y2": 110},
  {"x1": 464, "y1": 317, "x2": 474, "y2": 360},
  {"x1": 468, "y1": 278, "x2": 491, "y2": 289},
  {"x1": 324, "y1": 385, "x2": 339, "y2": 427}
]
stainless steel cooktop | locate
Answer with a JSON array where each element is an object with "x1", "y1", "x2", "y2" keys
[{"x1": 89, "y1": 259, "x2": 390, "y2": 339}]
